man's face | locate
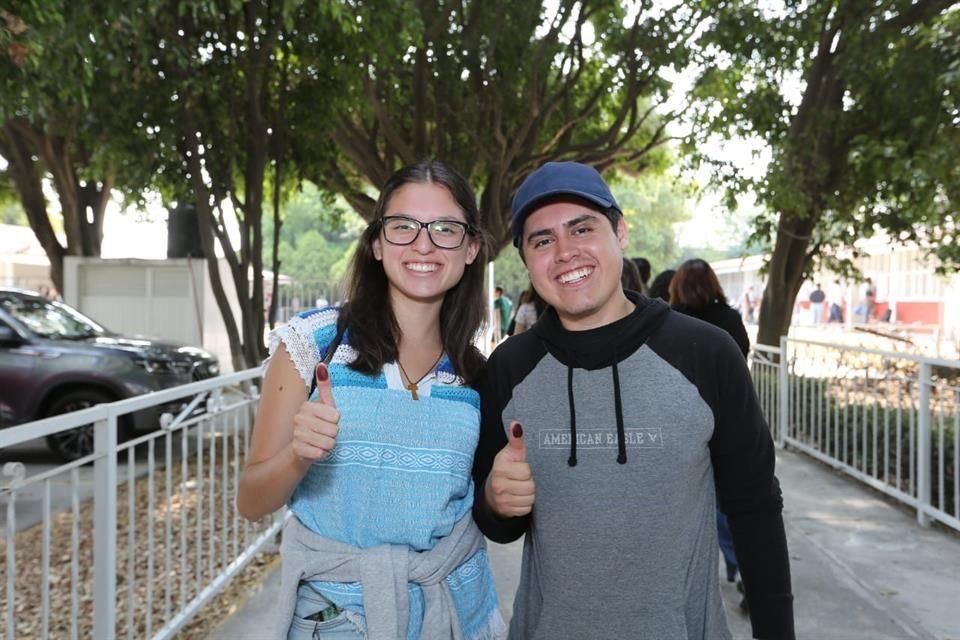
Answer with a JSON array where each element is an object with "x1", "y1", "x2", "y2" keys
[{"x1": 520, "y1": 199, "x2": 631, "y2": 330}]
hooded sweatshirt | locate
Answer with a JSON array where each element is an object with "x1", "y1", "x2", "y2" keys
[{"x1": 472, "y1": 293, "x2": 794, "y2": 640}]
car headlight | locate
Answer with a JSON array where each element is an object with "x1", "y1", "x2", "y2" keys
[{"x1": 193, "y1": 362, "x2": 220, "y2": 379}]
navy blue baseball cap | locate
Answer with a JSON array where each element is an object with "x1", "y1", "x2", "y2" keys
[{"x1": 511, "y1": 161, "x2": 621, "y2": 247}]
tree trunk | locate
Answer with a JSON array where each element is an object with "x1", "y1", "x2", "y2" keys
[
  {"x1": 755, "y1": 213, "x2": 817, "y2": 347},
  {"x1": 269, "y1": 183, "x2": 282, "y2": 330},
  {"x1": 237, "y1": 1, "x2": 272, "y2": 366},
  {"x1": 2, "y1": 119, "x2": 111, "y2": 290},
  {"x1": 0, "y1": 122, "x2": 67, "y2": 291},
  {"x1": 479, "y1": 166, "x2": 513, "y2": 256},
  {"x1": 182, "y1": 140, "x2": 248, "y2": 371}
]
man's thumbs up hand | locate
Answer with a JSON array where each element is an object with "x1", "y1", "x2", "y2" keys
[
  {"x1": 486, "y1": 422, "x2": 535, "y2": 518},
  {"x1": 291, "y1": 363, "x2": 340, "y2": 462},
  {"x1": 505, "y1": 421, "x2": 527, "y2": 461}
]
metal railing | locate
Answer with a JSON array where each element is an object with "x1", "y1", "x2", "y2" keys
[
  {"x1": 0, "y1": 368, "x2": 282, "y2": 640},
  {"x1": 2, "y1": 339, "x2": 956, "y2": 638},
  {"x1": 749, "y1": 338, "x2": 959, "y2": 532}
]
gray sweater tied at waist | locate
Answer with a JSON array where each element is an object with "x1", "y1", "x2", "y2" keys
[{"x1": 275, "y1": 513, "x2": 489, "y2": 640}]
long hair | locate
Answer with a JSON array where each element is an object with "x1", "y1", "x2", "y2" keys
[
  {"x1": 338, "y1": 160, "x2": 489, "y2": 384},
  {"x1": 518, "y1": 284, "x2": 548, "y2": 319},
  {"x1": 648, "y1": 269, "x2": 675, "y2": 302},
  {"x1": 668, "y1": 258, "x2": 727, "y2": 310}
]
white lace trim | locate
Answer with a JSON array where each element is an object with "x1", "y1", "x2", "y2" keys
[
  {"x1": 264, "y1": 308, "x2": 340, "y2": 389},
  {"x1": 264, "y1": 309, "x2": 468, "y2": 392}
]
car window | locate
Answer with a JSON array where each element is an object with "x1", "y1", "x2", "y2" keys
[{"x1": 0, "y1": 296, "x2": 105, "y2": 339}]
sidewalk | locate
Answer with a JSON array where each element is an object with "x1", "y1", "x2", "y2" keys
[{"x1": 208, "y1": 449, "x2": 960, "y2": 639}]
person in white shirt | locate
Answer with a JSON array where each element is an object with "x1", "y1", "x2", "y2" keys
[{"x1": 740, "y1": 285, "x2": 756, "y2": 324}]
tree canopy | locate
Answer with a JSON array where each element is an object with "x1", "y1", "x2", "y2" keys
[
  {"x1": 8, "y1": 1, "x2": 957, "y2": 362},
  {"x1": 690, "y1": 0, "x2": 960, "y2": 345},
  {"x1": 3, "y1": 1, "x2": 706, "y2": 366},
  {"x1": 301, "y1": 0, "x2": 703, "y2": 252},
  {"x1": 266, "y1": 182, "x2": 364, "y2": 305},
  {"x1": 0, "y1": 2, "x2": 133, "y2": 291}
]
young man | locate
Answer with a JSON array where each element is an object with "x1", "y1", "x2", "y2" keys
[
  {"x1": 472, "y1": 162, "x2": 794, "y2": 640},
  {"x1": 808, "y1": 283, "x2": 826, "y2": 325}
]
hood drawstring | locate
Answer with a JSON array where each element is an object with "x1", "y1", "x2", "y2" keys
[
  {"x1": 565, "y1": 358, "x2": 628, "y2": 466},
  {"x1": 535, "y1": 293, "x2": 668, "y2": 468},
  {"x1": 611, "y1": 356, "x2": 627, "y2": 464},
  {"x1": 567, "y1": 365, "x2": 578, "y2": 467}
]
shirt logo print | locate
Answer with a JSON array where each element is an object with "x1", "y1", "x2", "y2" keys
[{"x1": 538, "y1": 428, "x2": 664, "y2": 449}]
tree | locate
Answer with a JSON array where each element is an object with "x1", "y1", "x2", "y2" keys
[
  {"x1": 261, "y1": 182, "x2": 362, "y2": 252},
  {"x1": 104, "y1": 1, "x2": 359, "y2": 369},
  {"x1": 614, "y1": 171, "x2": 692, "y2": 271},
  {"x1": 4, "y1": 1, "x2": 710, "y2": 368},
  {"x1": 0, "y1": 176, "x2": 26, "y2": 225},
  {"x1": 262, "y1": 182, "x2": 363, "y2": 323},
  {"x1": 116, "y1": 0, "x2": 706, "y2": 365},
  {"x1": 279, "y1": 231, "x2": 348, "y2": 299},
  {"x1": 691, "y1": 1, "x2": 960, "y2": 346},
  {"x1": 0, "y1": 4, "x2": 123, "y2": 292},
  {"x1": 302, "y1": 0, "x2": 706, "y2": 254}
]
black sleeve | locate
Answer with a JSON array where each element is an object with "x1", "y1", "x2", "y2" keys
[
  {"x1": 471, "y1": 349, "x2": 530, "y2": 543},
  {"x1": 729, "y1": 312, "x2": 751, "y2": 359},
  {"x1": 709, "y1": 342, "x2": 795, "y2": 640}
]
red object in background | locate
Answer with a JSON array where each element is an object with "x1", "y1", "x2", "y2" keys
[{"x1": 892, "y1": 301, "x2": 941, "y2": 324}]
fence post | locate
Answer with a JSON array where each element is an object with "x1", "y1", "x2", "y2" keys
[
  {"x1": 92, "y1": 412, "x2": 119, "y2": 639},
  {"x1": 778, "y1": 336, "x2": 789, "y2": 447},
  {"x1": 917, "y1": 362, "x2": 932, "y2": 527}
]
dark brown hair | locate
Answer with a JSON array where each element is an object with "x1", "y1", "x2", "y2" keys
[
  {"x1": 668, "y1": 258, "x2": 727, "y2": 310},
  {"x1": 338, "y1": 160, "x2": 488, "y2": 384},
  {"x1": 648, "y1": 269, "x2": 675, "y2": 302},
  {"x1": 621, "y1": 257, "x2": 644, "y2": 293}
]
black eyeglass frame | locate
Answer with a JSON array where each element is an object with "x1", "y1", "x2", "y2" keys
[{"x1": 379, "y1": 215, "x2": 474, "y2": 249}]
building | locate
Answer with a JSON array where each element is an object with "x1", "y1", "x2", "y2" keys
[
  {"x1": 712, "y1": 240, "x2": 960, "y2": 341},
  {"x1": 0, "y1": 223, "x2": 56, "y2": 292}
]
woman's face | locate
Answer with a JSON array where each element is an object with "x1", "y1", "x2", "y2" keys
[{"x1": 372, "y1": 182, "x2": 480, "y2": 306}]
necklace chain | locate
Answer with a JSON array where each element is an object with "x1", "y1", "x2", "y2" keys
[{"x1": 397, "y1": 352, "x2": 444, "y2": 400}]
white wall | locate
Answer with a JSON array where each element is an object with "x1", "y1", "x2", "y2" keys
[{"x1": 63, "y1": 257, "x2": 241, "y2": 371}]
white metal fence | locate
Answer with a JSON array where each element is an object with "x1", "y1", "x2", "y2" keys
[
  {"x1": 0, "y1": 369, "x2": 282, "y2": 640},
  {"x1": 2, "y1": 340, "x2": 957, "y2": 639},
  {"x1": 750, "y1": 338, "x2": 960, "y2": 532}
]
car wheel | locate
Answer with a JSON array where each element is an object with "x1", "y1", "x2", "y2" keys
[{"x1": 44, "y1": 389, "x2": 115, "y2": 462}]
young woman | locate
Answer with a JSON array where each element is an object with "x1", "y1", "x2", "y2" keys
[
  {"x1": 510, "y1": 286, "x2": 545, "y2": 335},
  {"x1": 668, "y1": 257, "x2": 750, "y2": 611},
  {"x1": 237, "y1": 161, "x2": 505, "y2": 640},
  {"x1": 668, "y1": 258, "x2": 749, "y2": 358}
]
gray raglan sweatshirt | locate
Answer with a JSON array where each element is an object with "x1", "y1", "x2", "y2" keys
[{"x1": 472, "y1": 294, "x2": 794, "y2": 640}]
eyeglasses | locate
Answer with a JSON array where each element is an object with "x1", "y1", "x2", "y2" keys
[{"x1": 380, "y1": 216, "x2": 472, "y2": 249}]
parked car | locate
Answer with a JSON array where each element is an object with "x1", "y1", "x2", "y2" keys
[{"x1": 0, "y1": 288, "x2": 220, "y2": 461}]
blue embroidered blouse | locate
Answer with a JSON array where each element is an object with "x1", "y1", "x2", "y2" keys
[{"x1": 267, "y1": 307, "x2": 502, "y2": 639}]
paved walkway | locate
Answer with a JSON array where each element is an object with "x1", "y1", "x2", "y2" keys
[{"x1": 209, "y1": 449, "x2": 960, "y2": 639}]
